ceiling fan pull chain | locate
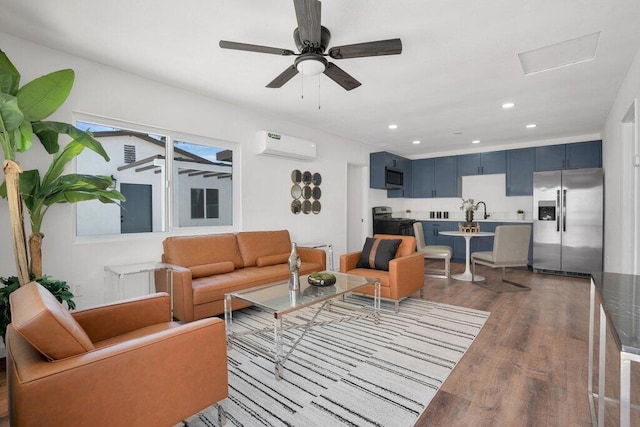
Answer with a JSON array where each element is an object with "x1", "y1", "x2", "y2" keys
[
  {"x1": 301, "y1": 73, "x2": 304, "y2": 99},
  {"x1": 318, "y1": 76, "x2": 321, "y2": 110}
]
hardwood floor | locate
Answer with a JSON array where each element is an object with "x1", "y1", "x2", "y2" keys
[
  {"x1": 416, "y1": 261, "x2": 615, "y2": 426},
  {"x1": 0, "y1": 263, "x2": 632, "y2": 426}
]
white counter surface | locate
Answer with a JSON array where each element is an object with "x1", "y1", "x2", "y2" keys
[{"x1": 412, "y1": 217, "x2": 532, "y2": 223}]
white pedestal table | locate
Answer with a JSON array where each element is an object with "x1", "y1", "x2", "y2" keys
[{"x1": 439, "y1": 231, "x2": 495, "y2": 281}]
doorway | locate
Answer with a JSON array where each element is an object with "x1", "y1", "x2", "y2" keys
[
  {"x1": 120, "y1": 183, "x2": 153, "y2": 233},
  {"x1": 347, "y1": 164, "x2": 367, "y2": 252}
]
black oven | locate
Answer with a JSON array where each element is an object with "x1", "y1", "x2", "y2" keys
[{"x1": 372, "y1": 206, "x2": 416, "y2": 236}]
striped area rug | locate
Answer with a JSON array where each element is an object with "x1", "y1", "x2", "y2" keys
[{"x1": 185, "y1": 296, "x2": 489, "y2": 427}]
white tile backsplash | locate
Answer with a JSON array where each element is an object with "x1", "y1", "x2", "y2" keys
[{"x1": 400, "y1": 174, "x2": 533, "y2": 221}]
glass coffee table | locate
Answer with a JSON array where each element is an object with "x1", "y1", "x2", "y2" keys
[{"x1": 224, "y1": 271, "x2": 380, "y2": 380}]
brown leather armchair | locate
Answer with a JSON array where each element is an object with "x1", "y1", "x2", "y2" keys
[
  {"x1": 340, "y1": 234, "x2": 425, "y2": 311},
  {"x1": 6, "y1": 282, "x2": 228, "y2": 427}
]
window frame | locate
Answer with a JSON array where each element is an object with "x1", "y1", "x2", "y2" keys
[{"x1": 72, "y1": 112, "x2": 241, "y2": 242}]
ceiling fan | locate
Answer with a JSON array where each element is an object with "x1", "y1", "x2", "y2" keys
[{"x1": 219, "y1": 0, "x2": 403, "y2": 91}]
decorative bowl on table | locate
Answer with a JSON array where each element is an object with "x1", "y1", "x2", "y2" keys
[{"x1": 308, "y1": 272, "x2": 337, "y2": 287}]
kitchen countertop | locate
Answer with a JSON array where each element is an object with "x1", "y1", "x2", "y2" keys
[
  {"x1": 410, "y1": 217, "x2": 533, "y2": 223},
  {"x1": 591, "y1": 272, "x2": 640, "y2": 354}
]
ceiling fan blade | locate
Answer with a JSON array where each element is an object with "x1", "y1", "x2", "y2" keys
[
  {"x1": 219, "y1": 40, "x2": 295, "y2": 56},
  {"x1": 328, "y1": 38, "x2": 403, "y2": 59},
  {"x1": 266, "y1": 65, "x2": 299, "y2": 88},
  {"x1": 323, "y1": 63, "x2": 361, "y2": 91},
  {"x1": 294, "y1": 0, "x2": 322, "y2": 47}
]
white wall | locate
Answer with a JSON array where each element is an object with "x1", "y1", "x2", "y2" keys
[
  {"x1": 603, "y1": 46, "x2": 640, "y2": 274},
  {"x1": 0, "y1": 33, "x2": 371, "y2": 308}
]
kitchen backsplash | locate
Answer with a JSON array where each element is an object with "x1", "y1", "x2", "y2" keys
[{"x1": 385, "y1": 173, "x2": 533, "y2": 221}]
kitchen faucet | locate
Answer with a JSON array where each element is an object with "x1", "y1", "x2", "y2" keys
[{"x1": 476, "y1": 201, "x2": 490, "y2": 219}]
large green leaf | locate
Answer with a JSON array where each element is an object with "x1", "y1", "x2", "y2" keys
[
  {"x1": 40, "y1": 140, "x2": 85, "y2": 189},
  {"x1": 17, "y1": 120, "x2": 33, "y2": 152},
  {"x1": 18, "y1": 169, "x2": 40, "y2": 211},
  {"x1": 17, "y1": 69, "x2": 74, "y2": 122},
  {"x1": 31, "y1": 124, "x2": 59, "y2": 154},
  {"x1": 42, "y1": 174, "x2": 125, "y2": 205},
  {"x1": 0, "y1": 50, "x2": 20, "y2": 96},
  {"x1": 32, "y1": 121, "x2": 109, "y2": 160},
  {"x1": 0, "y1": 94, "x2": 24, "y2": 132}
]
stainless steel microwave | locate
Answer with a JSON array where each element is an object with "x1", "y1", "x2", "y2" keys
[{"x1": 385, "y1": 167, "x2": 404, "y2": 188}]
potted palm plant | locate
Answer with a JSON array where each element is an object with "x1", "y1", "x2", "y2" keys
[{"x1": 0, "y1": 49, "x2": 124, "y2": 281}]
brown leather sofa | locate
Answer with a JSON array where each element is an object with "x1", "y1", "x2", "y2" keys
[
  {"x1": 161, "y1": 230, "x2": 326, "y2": 322},
  {"x1": 340, "y1": 234, "x2": 425, "y2": 311},
  {"x1": 6, "y1": 282, "x2": 228, "y2": 427}
]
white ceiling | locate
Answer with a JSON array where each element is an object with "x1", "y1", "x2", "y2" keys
[{"x1": 1, "y1": 0, "x2": 640, "y2": 156}]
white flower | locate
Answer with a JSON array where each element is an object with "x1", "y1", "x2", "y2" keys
[{"x1": 460, "y1": 198, "x2": 478, "y2": 211}]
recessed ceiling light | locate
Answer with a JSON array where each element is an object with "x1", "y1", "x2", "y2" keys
[
  {"x1": 502, "y1": 102, "x2": 515, "y2": 109},
  {"x1": 412, "y1": 140, "x2": 421, "y2": 145},
  {"x1": 388, "y1": 124, "x2": 398, "y2": 130},
  {"x1": 472, "y1": 140, "x2": 481, "y2": 144},
  {"x1": 526, "y1": 123, "x2": 537, "y2": 128}
]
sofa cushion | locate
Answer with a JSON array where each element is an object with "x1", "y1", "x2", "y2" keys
[
  {"x1": 256, "y1": 253, "x2": 290, "y2": 267},
  {"x1": 163, "y1": 233, "x2": 244, "y2": 269},
  {"x1": 192, "y1": 261, "x2": 323, "y2": 304},
  {"x1": 9, "y1": 282, "x2": 95, "y2": 360},
  {"x1": 190, "y1": 261, "x2": 235, "y2": 278},
  {"x1": 236, "y1": 230, "x2": 292, "y2": 268},
  {"x1": 356, "y1": 237, "x2": 402, "y2": 271}
]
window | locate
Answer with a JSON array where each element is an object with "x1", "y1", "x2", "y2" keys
[
  {"x1": 74, "y1": 116, "x2": 236, "y2": 236},
  {"x1": 190, "y1": 188, "x2": 219, "y2": 219}
]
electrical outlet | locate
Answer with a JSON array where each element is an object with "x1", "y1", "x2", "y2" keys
[{"x1": 72, "y1": 285, "x2": 83, "y2": 297}]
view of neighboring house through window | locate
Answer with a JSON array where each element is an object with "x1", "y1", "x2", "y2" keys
[{"x1": 75, "y1": 120, "x2": 234, "y2": 236}]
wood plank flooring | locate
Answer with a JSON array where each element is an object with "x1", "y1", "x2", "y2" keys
[{"x1": 0, "y1": 262, "x2": 634, "y2": 426}]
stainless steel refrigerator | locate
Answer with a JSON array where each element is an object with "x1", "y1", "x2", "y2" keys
[{"x1": 533, "y1": 168, "x2": 603, "y2": 275}]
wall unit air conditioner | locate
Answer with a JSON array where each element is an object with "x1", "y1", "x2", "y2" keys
[{"x1": 256, "y1": 131, "x2": 317, "y2": 160}]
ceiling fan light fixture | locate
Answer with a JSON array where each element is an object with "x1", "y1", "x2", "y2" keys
[{"x1": 295, "y1": 55, "x2": 327, "y2": 75}]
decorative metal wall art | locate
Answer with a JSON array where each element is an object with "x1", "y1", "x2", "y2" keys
[{"x1": 291, "y1": 169, "x2": 322, "y2": 215}]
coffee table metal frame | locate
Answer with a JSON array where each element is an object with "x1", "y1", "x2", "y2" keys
[{"x1": 224, "y1": 272, "x2": 380, "y2": 380}]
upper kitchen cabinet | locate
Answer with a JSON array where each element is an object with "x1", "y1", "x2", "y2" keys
[
  {"x1": 506, "y1": 148, "x2": 535, "y2": 196},
  {"x1": 564, "y1": 140, "x2": 602, "y2": 169},
  {"x1": 411, "y1": 156, "x2": 457, "y2": 198},
  {"x1": 535, "y1": 140, "x2": 602, "y2": 171},
  {"x1": 457, "y1": 151, "x2": 506, "y2": 176},
  {"x1": 370, "y1": 151, "x2": 410, "y2": 190}
]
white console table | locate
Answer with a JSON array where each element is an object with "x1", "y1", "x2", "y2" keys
[{"x1": 104, "y1": 262, "x2": 177, "y2": 316}]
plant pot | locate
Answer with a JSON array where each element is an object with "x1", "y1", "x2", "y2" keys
[
  {"x1": 517, "y1": 213, "x2": 524, "y2": 220},
  {"x1": 465, "y1": 209, "x2": 475, "y2": 223}
]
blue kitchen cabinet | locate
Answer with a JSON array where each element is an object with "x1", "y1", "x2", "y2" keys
[
  {"x1": 535, "y1": 140, "x2": 602, "y2": 171},
  {"x1": 565, "y1": 140, "x2": 602, "y2": 169},
  {"x1": 535, "y1": 145, "x2": 565, "y2": 171},
  {"x1": 370, "y1": 151, "x2": 412, "y2": 193},
  {"x1": 433, "y1": 156, "x2": 458, "y2": 197},
  {"x1": 369, "y1": 151, "x2": 390, "y2": 189},
  {"x1": 422, "y1": 221, "x2": 456, "y2": 245},
  {"x1": 506, "y1": 148, "x2": 535, "y2": 196},
  {"x1": 457, "y1": 151, "x2": 506, "y2": 176},
  {"x1": 411, "y1": 158, "x2": 435, "y2": 198},
  {"x1": 410, "y1": 156, "x2": 457, "y2": 198}
]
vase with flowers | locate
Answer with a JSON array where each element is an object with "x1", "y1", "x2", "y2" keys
[
  {"x1": 459, "y1": 198, "x2": 480, "y2": 232},
  {"x1": 460, "y1": 198, "x2": 478, "y2": 223}
]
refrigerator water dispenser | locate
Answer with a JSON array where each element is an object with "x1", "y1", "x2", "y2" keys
[{"x1": 537, "y1": 201, "x2": 556, "y2": 221}]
